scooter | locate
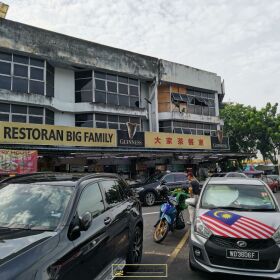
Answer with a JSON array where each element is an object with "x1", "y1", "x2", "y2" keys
[{"x1": 153, "y1": 187, "x2": 188, "y2": 243}]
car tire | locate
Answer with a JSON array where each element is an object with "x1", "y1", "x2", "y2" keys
[
  {"x1": 144, "y1": 191, "x2": 156, "y2": 206},
  {"x1": 126, "y1": 225, "x2": 143, "y2": 271}
]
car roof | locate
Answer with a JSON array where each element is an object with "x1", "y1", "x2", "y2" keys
[
  {"x1": 207, "y1": 177, "x2": 265, "y2": 186},
  {"x1": 0, "y1": 172, "x2": 121, "y2": 187}
]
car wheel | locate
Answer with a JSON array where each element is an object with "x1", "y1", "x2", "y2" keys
[
  {"x1": 126, "y1": 225, "x2": 143, "y2": 271},
  {"x1": 144, "y1": 191, "x2": 156, "y2": 206}
]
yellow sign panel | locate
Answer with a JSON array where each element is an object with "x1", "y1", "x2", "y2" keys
[
  {"x1": 0, "y1": 122, "x2": 116, "y2": 147},
  {"x1": 145, "y1": 132, "x2": 211, "y2": 149}
]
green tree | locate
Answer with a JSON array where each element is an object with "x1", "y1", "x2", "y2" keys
[{"x1": 220, "y1": 102, "x2": 279, "y2": 163}]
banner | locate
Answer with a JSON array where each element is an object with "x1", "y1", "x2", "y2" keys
[
  {"x1": 0, "y1": 149, "x2": 37, "y2": 174},
  {"x1": 0, "y1": 122, "x2": 116, "y2": 147},
  {"x1": 145, "y1": 132, "x2": 211, "y2": 149}
]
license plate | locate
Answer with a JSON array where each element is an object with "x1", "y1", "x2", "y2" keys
[{"x1": 226, "y1": 249, "x2": 259, "y2": 261}]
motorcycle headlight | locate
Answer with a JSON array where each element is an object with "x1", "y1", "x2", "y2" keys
[
  {"x1": 194, "y1": 217, "x2": 212, "y2": 239},
  {"x1": 272, "y1": 226, "x2": 280, "y2": 244}
]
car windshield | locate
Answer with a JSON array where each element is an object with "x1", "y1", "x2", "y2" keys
[
  {"x1": 145, "y1": 173, "x2": 165, "y2": 184},
  {"x1": 201, "y1": 184, "x2": 277, "y2": 211},
  {"x1": 0, "y1": 183, "x2": 74, "y2": 230}
]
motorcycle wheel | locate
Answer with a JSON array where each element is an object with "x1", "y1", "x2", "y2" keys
[{"x1": 153, "y1": 219, "x2": 169, "y2": 243}]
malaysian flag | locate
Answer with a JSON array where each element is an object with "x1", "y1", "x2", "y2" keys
[{"x1": 201, "y1": 210, "x2": 276, "y2": 239}]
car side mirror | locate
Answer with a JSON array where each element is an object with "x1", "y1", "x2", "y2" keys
[
  {"x1": 185, "y1": 198, "x2": 197, "y2": 207},
  {"x1": 68, "y1": 225, "x2": 81, "y2": 241},
  {"x1": 80, "y1": 212, "x2": 92, "y2": 231}
]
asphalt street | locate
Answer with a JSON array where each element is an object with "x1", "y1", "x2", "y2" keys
[{"x1": 138, "y1": 192, "x2": 280, "y2": 280}]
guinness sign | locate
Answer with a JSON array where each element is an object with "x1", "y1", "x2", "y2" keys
[{"x1": 117, "y1": 124, "x2": 145, "y2": 147}]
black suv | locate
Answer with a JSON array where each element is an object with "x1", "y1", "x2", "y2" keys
[
  {"x1": 0, "y1": 173, "x2": 143, "y2": 280},
  {"x1": 132, "y1": 172, "x2": 189, "y2": 206}
]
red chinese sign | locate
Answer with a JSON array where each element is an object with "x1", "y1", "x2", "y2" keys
[{"x1": 0, "y1": 149, "x2": 37, "y2": 174}]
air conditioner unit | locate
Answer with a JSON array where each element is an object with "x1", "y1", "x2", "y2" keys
[{"x1": 179, "y1": 103, "x2": 187, "y2": 113}]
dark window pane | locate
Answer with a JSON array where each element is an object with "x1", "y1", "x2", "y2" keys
[
  {"x1": 76, "y1": 114, "x2": 93, "y2": 122},
  {"x1": 119, "y1": 95, "x2": 129, "y2": 107},
  {"x1": 11, "y1": 104, "x2": 27, "y2": 114},
  {"x1": 195, "y1": 105, "x2": 202, "y2": 114},
  {"x1": 75, "y1": 78, "x2": 92, "y2": 91},
  {"x1": 173, "y1": 128, "x2": 182, "y2": 134},
  {"x1": 75, "y1": 71, "x2": 92, "y2": 79},
  {"x1": 0, "y1": 61, "x2": 11, "y2": 75},
  {"x1": 29, "y1": 106, "x2": 44, "y2": 115},
  {"x1": 0, "y1": 114, "x2": 9, "y2": 121},
  {"x1": 75, "y1": 91, "x2": 81, "y2": 103},
  {"x1": 46, "y1": 109, "x2": 54, "y2": 119},
  {"x1": 107, "y1": 93, "x2": 118, "y2": 105},
  {"x1": 120, "y1": 124, "x2": 127, "y2": 130},
  {"x1": 118, "y1": 76, "x2": 128, "y2": 83},
  {"x1": 129, "y1": 78, "x2": 138, "y2": 85},
  {"x1": 96, "y1": 122, "x2": 107, "y2": 128},
  {"x1": 95, "y1": 79, "x2": 106, "y2": 90},
  {"x1": 30, "y1": 58, "x2": 44, "y2": 67},
  {"x1": 100, "y1": 180, "x2": 122, "y2": 204},
  {"x1": 107, "y1": 74, "x2": 117, "y2": 81},
  {"x1": 108, "y1": 115, "x2": 118, "y2": 122},
  {"x1": 77, "y1": 183, "x2": 104, "y2": 217},
  {"x1": 188, "y1": 105, "x2": 195, "y2": 113},
  {"x1": 164, "y1": 174, "x2": 175, "y2": 183},
  {"x1": 95, "y1": 114, "x2": 107, "y2": 121},
  {"x1": 182, "y1": 128, "x2": 191, "y2": 134},
  {"x1": 201, "y1": 92, "x2": 208, "y2": 98},
  {"x1": 29, "y1": 80, "x2": 44, "y2": 95},
  {"x1": 0, "y1": 51, "x2": 12, "y2": 61},
  {"x1": 197, "y1": 130, "x2": 204, "y2": 135},
  {"x1": 0, "y1": 103, "x2": 10, "y2": 112},
  {"x1": 80, "y1": 91, "x2": 92, "y2": 102},
  {"x1": 29, "y1": 116, "x2": 43, "y2": 124},
  {"x1": 130, "y1": 117, "x2": 140, "y2": 124},
  {"x1": 76, "y1": 121, "x2": 93, "y2": 127},
  {"x1": 119, "y1": 83, "x2": 128, "y2": 94},
  {"x1": 14, "y1": 64, "x2": 28, "y2": 77},
  {"x1": 95, "y1": 90, "x2": 106, "y2": 103},
  {"x1": 119, "y1": 116, "x2": 129, "y2": 123},
  {"x1": 13, "y1": 54, "x2": 28, "y2": 64},
  {"x1": 130, "y1": 96, "x2": 139, "y2": 108},
  {"x1": 204, "y1": 124, "x2": 210, "y2": 130},
  {"x1": 45, "y1": 118, "x2": 54, "y2": 125},
  {"x1": 129, "y1": 85, "x2": 139, "y2": 96},
  {"x1": 204, "y1": 130, "x2": 210, "y2": 135},
  {"x1": 108, "y1": 123, "x2": 118, "y2": 129},
  {"x1": 209, "y1": 108, "x2": 216, "y2": 116},
  {"x1": 197, "y1": 123, "x2": 203, "y2": 129},
  {"x1": 12, "y1": 115, "x2": 27, "y2": 123},
  {"x1": 94, "y1": 71, "x2": 106, "y2": 79},
  {"x1": 13, "y1": 77, "x2": 28, "y2": 93},
  {"x1": 30, "y1": 67, "x2": 44, "y2": 80},
  {"x1": 0, "y1": 75, "x2": 11, "y2": 90},
  {"x1": 208, "y1": 99, "x2": 215, "y2": 106},
  {"x1": 107, "y1": 81, "x2": 117, "y2": 92},
  {"x1": 211, "y1": 124, "x2": 217, "y2": 130}
]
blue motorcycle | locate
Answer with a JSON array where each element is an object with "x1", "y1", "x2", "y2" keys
[{"x1": 153, "y1": 188, "x2": 186, "y2": 243}]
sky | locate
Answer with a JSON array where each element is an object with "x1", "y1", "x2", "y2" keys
[{"x1": 4, "y1": 0, "x2": 280, "y2": 108}]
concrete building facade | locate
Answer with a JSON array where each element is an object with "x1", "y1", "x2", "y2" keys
[{"x1": 0, "y1": 18, "x2": 234, "y2": 177}]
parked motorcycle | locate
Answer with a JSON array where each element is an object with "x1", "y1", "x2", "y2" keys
[{"x1": 153, "y1": 186, "x2": 189, "y2": 243}]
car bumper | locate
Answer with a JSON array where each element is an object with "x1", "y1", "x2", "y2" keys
[{"x1": 189, "y1": 229, "x2": 280, "y2": 279}]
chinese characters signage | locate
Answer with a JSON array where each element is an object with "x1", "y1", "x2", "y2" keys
[
  {"x1": 0, "y1": 149, "x2": 37, "y2": 174},
  {"x1": 145, "y1": 132, "x2": 211, "y2": 149},
  {"x1": 0, "y1": 122, "x2": 116, "y2": 147}
]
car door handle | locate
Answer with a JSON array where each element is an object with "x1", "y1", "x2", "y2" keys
[{"x1": 104, "y1": 217, "x2": 111, "y2": 225}]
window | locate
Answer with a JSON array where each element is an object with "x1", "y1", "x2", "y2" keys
[
  {"x1": 99, "y1": 180, "x2": 123, "y2": 205},
  {"x1": 172, "y1": 121, "x2": 217, "y2": 136},
  {"x1": 75, "y1": 114, "x2": 93, "y2": 127},
  {"x1": 87, "y1": 114, "x2": 142, "y2": 131},
  {"x1": 164, "y1": 174, "x2": 175, "y2": 183},
  {"x1": 77, "y1": 183, "x2": 105, "y2": 217},
  {"x1": 75, "y1": 71, "x2": 93, "y2": 102},
  {"x1": 0, "y1": 51, "x2": 47, "y2": 95},
  {"x1": 175, "y1": 174, "x2": 187, "y2": 182},
  {"x1": 94, "y1": 71, "x2": 140, "y2": 108},
  {"x1": 0, "y1": 103, "x2": 53, "y2": 124}
]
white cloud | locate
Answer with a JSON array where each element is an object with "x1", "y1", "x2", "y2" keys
[{"x1": 5, "y1": 0, "x2": 280, "y2": 108}]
